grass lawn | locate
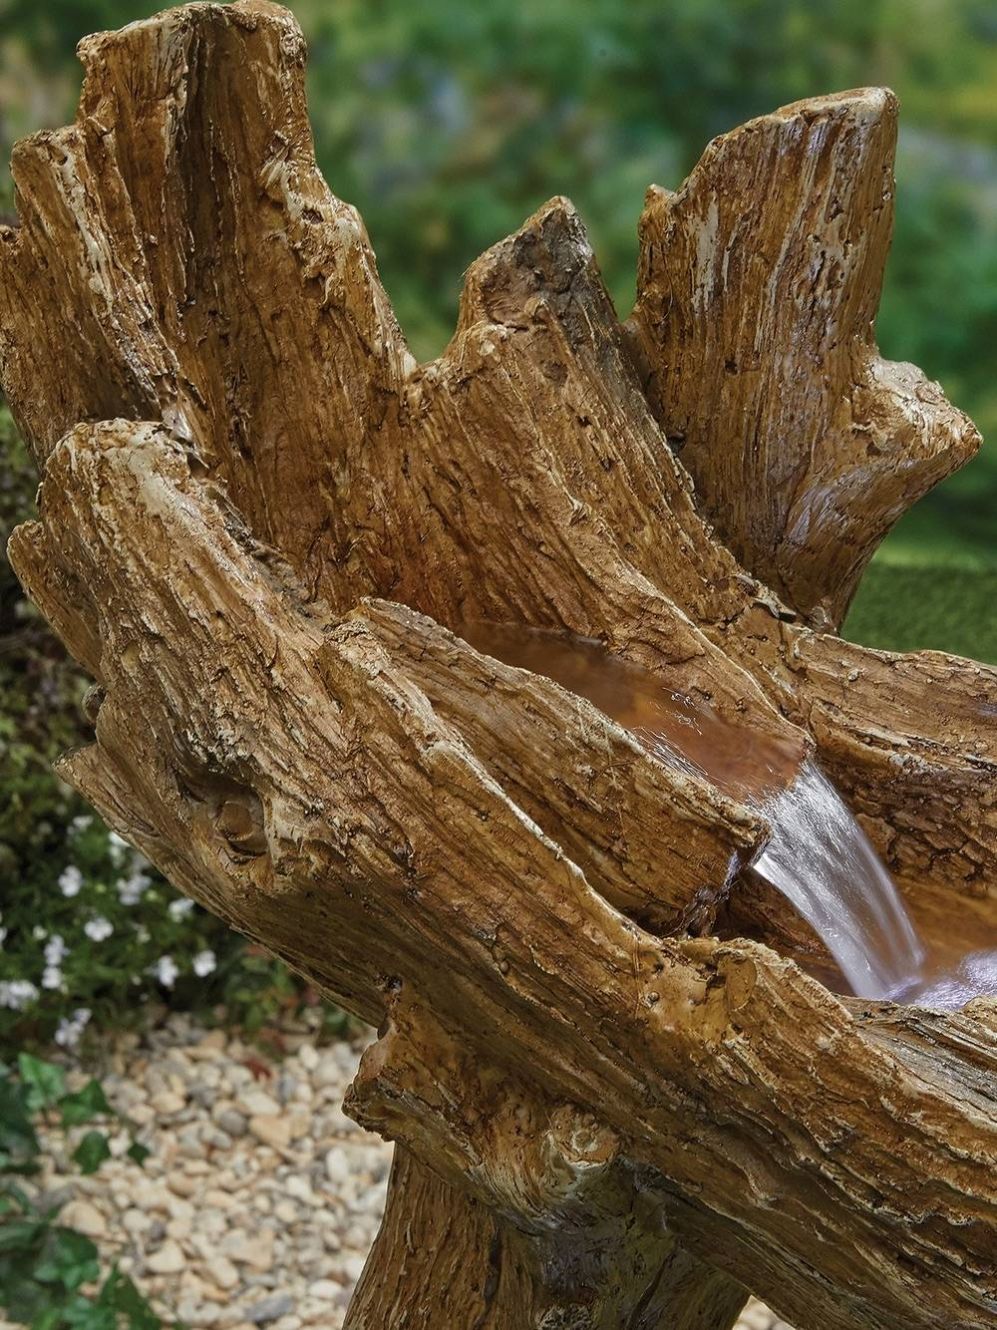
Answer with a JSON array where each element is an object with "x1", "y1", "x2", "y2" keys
[
  {"x1": 844, "y1": 561, "x2": 997, "y2": 664},
  {"x1": 842, "y1": 436, "x2": 997, "y2": 664}
]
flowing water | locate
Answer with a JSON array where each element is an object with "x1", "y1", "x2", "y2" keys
[
  {"x1": 459, "y1": 621, "x2": 997, "y2": 1008},
  {"x1": 752, "y1": 760, "x2": 925, "y2": 1000}
]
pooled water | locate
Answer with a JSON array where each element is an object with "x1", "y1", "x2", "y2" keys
[
  {"x1": 460, "y1": 621, "x2": 997, "y2": 1009},
  {"x1": 893, "y1": 948, "x2": 997, "y2": 1009}
]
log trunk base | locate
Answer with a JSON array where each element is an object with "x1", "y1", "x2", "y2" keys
[{"x1": 345, "y1": 1150, "x2": 748, "y2": 1330}]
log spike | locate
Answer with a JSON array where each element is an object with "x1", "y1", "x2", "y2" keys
[{"x1": 627, "y1": 86, "x2": 981, "y2": 627}]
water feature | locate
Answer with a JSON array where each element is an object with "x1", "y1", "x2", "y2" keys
[
  {"x1": 459, "y1": 621, "x2": 997, "y2": 1009},
  {"x1": 752, "y1": 760, "x2": 925, "y2": 1000}
]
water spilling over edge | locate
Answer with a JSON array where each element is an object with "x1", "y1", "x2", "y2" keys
[
  {"x1": 751, "y1": 761, "x2": 926, "y2": 1000},
  {"x1": 458, "y1": 622, "x2": 996, "y2": 1008}
]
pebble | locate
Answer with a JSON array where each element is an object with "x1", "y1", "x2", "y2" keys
[
  {"x1": 9, "y1": 1013, "x2": 787, "y2": 1330},
  {"x1": 207, "y1": 1256, "x2": 240, "y2": 1291},
  {"x1": 246, "y1": 1294, "x2": 295, "y2": 1325},
  {"x1": 238, "y1": 1090, "x2": 282, "y2": 1117},
  {"x1": 217, "y1": 1109, "x2": 248, "y2": 1137},
  {"x1": 324, "y1": 1148, "x2": 350, "y2": 1186},
  {"x1": 60, "y1": 1199, "x2": 107, "y2": 1238},
  {"x1": 250, "y1": 1115, "x2": 292, "y2": 1151},
  {"x1": 151, "y1": 1091, "x2": 187, "y2": 1115},
  {"x1": 147, "y1": 1240, "x2": 186, "y2": 1274},
  {"x1": 306, "y1": 1280, "x2": 341, "y2": 1301}
]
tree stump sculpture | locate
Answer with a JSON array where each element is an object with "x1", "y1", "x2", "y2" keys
[{"x1": 2, "y1": 5, "x2": 996, "y2": 1327}]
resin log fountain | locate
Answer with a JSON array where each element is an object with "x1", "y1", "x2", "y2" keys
[{"x1": 3, "y1": 4, "x2": 997, "y2": 1327}]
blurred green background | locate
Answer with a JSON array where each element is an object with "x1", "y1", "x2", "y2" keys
[{"x1": 3, "y1": 0, "x2": 997, "y2": 655}]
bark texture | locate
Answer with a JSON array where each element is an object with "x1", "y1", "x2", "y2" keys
[
  {"x1": 2, "y1": 4, "x2": 996, "y2": 1328},
  {"x1": 344, "y1": 1148, "x2": 748, "y2": 1330},
  {"x1": 626, "y1": 89, "x2": 980, "y2": 627}
]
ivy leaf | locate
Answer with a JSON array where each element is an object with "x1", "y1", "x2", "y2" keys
[
  {"x1": 0, "y1": 1179, "x2": 33, "y2": 1213},
  {"x1": 126, "y1": 1141, "x2": 150, "y2": 1167},
  {"x1": 0, "y1": 1217, "x2": 45, "y2": 1254},
  {"x1": 34, "y1": 1226, "x2": 100, "y2": 1291},
  {"x1": 63, "y1": 1293, "x2": 116, "y2": 1330},
  {"x1": 72, "y1": 1130, "x2": 111, "y2": 1176},
  {"x1": 59, "y1": 1081, "x2": 112, "y2": 1128},
  {"x1": 104, "y1": 1271, "x2": 161, "y2": 1330},
  {"x1": 0, "y1": 1079, "x2": 39, "y2": 1169},
  {"x1": 0, "y1": 1259, "x2": 52, "y2": 1324},
  {"x1": 16, "y1": 1054, "x2": 66, "y2": 1112}
]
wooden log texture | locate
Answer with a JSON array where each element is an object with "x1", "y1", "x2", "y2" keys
[
  {"x1": 2, "y1": 4, "x2": 996, "y2": 1328},
  {"x1": 625, "y1": 89, "x2": 981, "y2": 627}
]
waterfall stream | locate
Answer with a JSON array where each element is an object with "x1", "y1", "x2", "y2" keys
[
  {"x1": 461, "y1": 621, "x2": 996, "y2": 1008},
  {"x1": 751, "y1": 760, "x2": 925, "y2": 999}
]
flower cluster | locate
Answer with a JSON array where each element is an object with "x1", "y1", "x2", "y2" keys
[{"x1": 0, "y1": 805, "x2": 286, "y2": 1049}]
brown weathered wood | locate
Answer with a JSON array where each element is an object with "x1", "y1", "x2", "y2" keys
[
  {"x1": 345, "y1": 1148, "x2": 749, "y2": 1329},
  {"x1": 3, "y1": 5, "x2": 997, "y2": 1328},
  {"x1": 625, "y1": 89, "x2": 981, "y2": 627}
]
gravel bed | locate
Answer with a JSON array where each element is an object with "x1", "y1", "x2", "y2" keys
[{"x1": 2, "y1": 1014, "x2": 790, "y2": 1330}]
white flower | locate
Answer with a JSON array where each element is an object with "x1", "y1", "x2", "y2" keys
[
  {"x1": 32, "y1": 925, "x2": 47, "y2": 941},
  {"x1": 70, "y1": 814, "x2": 93, "y2": 834},
  {"x1": 168, "y1": 898, "x2": 195, "y2": 921},
  {"x1": 154, "y1": 955, "x2": 179, "y2": 989},
  {"x1": 192, "y1": 949, "x2": 216, "y2": 978},
  {"x1": 59, "y1": 865, "x2": 84, "y2": 897},
  {"x1": 54, "y1": 1007, "x2": 91, "y2": 1049},
  {"x1": 108, "y1": 832, "x2": 129, "y2": 865},
  {"x1": 44, "y1": 935, "x2": 68, "y2": 966},
  {"x1": 42, "y1": 965, "x2": 63, "y2": 990},
  {"x1": 84, "y1": 916, "x2": 114, "y2": 942},
  {"x1": 0, "y1": 980, "x2": 40, "y2": 1010},
  {"x1": 117, "y1": 870, "x2": 151, "y2": 906},
  {"x1": 54, "y1": 1018, "x2": 78, "y2": 1048},
  {"x1": 0, "y1": 927, "x2": 7, "y2": 948}
]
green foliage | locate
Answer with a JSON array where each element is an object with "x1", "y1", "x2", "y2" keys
[
  {"x1": 59, "y1": 1081, "x2": 112, "y2": 1128},
  {"x1": 0, "y1": 1055, "x2": 167, "y2": 1330},
  {"x1": 845, "y1": 563, "x2": 997, "y2": 663}
]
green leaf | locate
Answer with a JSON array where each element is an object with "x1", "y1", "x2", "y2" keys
[
  {"x1": 0, "y1": 1079, "x2": 40, "y2": 1156},
  {"x1": 0, "y1": 1261, "x2": 53, "y2": 1325},
  {"x1": 17, "y1": 1055, "x2": 66, "y2": 1111},
  {"x1": 71, "y1": 1131, "x2": 111, "y2": 1176},
  {"x1": 63, "y1": 1293, "x2": 115, "y2": 1330},
  {"x1": 0, "y1": 1217, "x2": 45, "y2": 1254},
  {"x1": 125, "y1": 1141, "x2": 150, "y2": 1167},
  {"x1": 30, "y1": 1307, "x2": 65, "y2": 1330},
  {"x1": 0, "y1": 1079, "x2": 42, "y2": 1167},
  {"x1": 104, "y1": 1272, "x2": 161, "y2": 1330},
  {"x1": 0, "y1": 1152, "x2": 42, "y2": 1178},
  {"x1": 59, "y1": 1081, "x2": 112, "y2": 1128},
  {"x1": 0, "y1": 1178, "x2": 33, "y2": 1213},
  {"x1": 34, "y1": 1226, "x2": 100, "y2": 1291}
]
